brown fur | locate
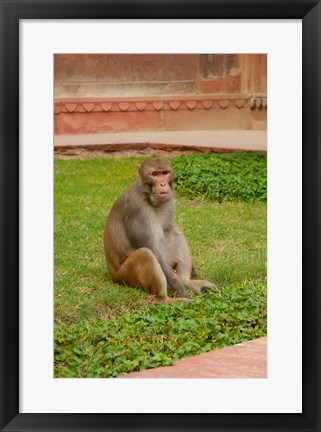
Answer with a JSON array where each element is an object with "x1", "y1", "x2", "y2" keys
[{"x1": 104, "y1": 159, "x2": 217, "y2": 302}]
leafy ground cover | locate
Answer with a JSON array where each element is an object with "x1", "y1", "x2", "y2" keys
[
  {"x1": 54, "y1": 153, "x2": 267, "y2": 378},
  {"x1": 55, "y1": 280, "x2": 266, "y2": 378},
  {"x1": 172, "y1": 152, "x2": 267, "y2": 202}
]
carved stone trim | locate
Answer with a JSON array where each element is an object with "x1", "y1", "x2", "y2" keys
[
  {"x1": 54, "y1": 94, "x2": 267, "y2": 114},
  {"x1": 249, "y1": 94, "x2": 268, "y2": 110}
]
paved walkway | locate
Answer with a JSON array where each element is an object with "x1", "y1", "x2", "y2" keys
[
  {"x1": 54, "y1": 130, "x2": 267, "y2": 152},
  {"x1": 121, "y1": 337, "x2": 267, "y2": 378}
]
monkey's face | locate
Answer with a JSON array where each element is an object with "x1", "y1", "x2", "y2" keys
[
  {"x1": 149, "y1": 169, "x2": 173, "y2": 202},
  {"x1": 139, "y1": 159, "x2": 174, "y2": 206}
]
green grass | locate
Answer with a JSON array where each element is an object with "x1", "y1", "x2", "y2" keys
[{"x1": 54, "y1": 154, "x2": 267, "y2": 377}]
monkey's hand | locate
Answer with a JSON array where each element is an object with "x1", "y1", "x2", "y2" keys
[{"x1": 170, "y1": 272, "x2": 193, "y2": 299}]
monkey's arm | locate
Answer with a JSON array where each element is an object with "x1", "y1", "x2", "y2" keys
[{"x1": 156, "y1": 253, "x2": 192, "y2": 299}]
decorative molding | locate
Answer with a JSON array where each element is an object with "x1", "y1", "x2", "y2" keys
[
  {"x1": 249, "y1": 94, "x2": 268, "y2": 110},
  {"x1": 54, "y1": 94, "x2": 267, "y2": 115}
]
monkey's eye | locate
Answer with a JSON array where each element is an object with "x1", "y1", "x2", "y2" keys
[
  {"x1": 151, "y1": 171, "x2": 158, "y2": 177},
  {"x1": 162, "y1": 171, "x2": 169, "y2": 175}
]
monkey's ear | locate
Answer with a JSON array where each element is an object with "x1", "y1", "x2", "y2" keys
[{"x1": 137, "y1": 163, "x2": 144, "y2": 177}]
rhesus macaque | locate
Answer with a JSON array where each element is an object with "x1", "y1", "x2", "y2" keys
[{"x1": 104, "y1": 158, "x2": 217, "y2": 303}]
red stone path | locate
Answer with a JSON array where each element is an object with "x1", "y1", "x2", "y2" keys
[
  {"x1": 54, "y1": 130, "x2": 267, "y2": 152},
  {"x1": 121, "y1": 337, "x2": 267, "y2": 378}
]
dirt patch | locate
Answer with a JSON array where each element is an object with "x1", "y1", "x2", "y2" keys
[{"x1": 54, "y1": 146, "x2": 199, "y2": 160}]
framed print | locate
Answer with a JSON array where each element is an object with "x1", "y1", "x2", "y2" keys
[{"x1": 0, "y1": 1, "x2": 320, "y2": 431}]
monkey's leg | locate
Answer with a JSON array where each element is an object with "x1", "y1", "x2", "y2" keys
[
  {"x1": 165, "y1": 228, "x2": 217, "y2": 296},
  {"x1": 173, "y1": 256, "x2": 201, "y2": 294},
  {"x1": 114, "y1": 247, "x2": 172, "y2": 303},
  {"x1": 173, "y1": 253, "x2": 219, "y2": 295},
  {"x1": 166, "y1": 230, "x2": 201, "y2": 295}
]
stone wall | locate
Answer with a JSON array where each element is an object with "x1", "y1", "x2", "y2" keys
[{"x1": 54, "y1": 54, "x2": 267, "y2": 133}]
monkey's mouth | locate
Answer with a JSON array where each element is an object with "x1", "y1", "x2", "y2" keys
[{"x1": 157, "y1": 192, "x2": 169, "y2": 197}]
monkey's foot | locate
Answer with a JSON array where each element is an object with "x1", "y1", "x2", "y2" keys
[
  {"x1": 201, "y1": 280, "x2": 220, "y2": 292},
  {"x1": 158, "y1": 296, "x2": 174, "y2": 304},
  {"x1": 188, "y1": 279, "x2": 220, "y2": 294}
]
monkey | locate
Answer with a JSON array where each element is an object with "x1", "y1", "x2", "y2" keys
[{"x1": 104, "y1": 158, "x2": 217, "y2": 303}]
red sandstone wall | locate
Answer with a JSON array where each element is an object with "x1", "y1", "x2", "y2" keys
[{"x1": 54, "y1": 54, "x2": 267, "y2": 133}]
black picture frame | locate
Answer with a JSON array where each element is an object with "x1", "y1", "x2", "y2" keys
[{"x1": 1, "y1": 1, "x2": 320, "y2": 431}]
